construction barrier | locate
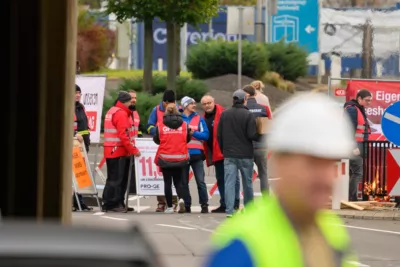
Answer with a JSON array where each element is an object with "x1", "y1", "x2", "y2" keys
[
  {"x1": 331, "y1": 159, "x2": 350, "y2": 210},
  {"x1": 72, "y1": 138, "x2": 101, "y2": 211}
]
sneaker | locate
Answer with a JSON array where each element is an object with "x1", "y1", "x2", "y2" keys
[
  {"x1": 211, "y1": 206, "x2": 226, "y2": 213},
  {"x1": 201, "y1": 205, "x2": 209, "y2": 214},
  {"x1": 185, "y1": 206, "x2": 191, "y2": 213},
  {"x1": 165, "y1": 207, "x2": 174, "y2": 213},
  {"x1": 226, "y1": 214, "x2": 233, "y2": 218},
  {"x1": 108, "y1": 205, "x2": 127, "y2": 213},
  {"x1": 156, "y1": 203, "x2": 166, "y2": 212},
  {"x1": 173, "y1": 203, "x2": 178, "y2": 212},
  {"x1": 178, "y1": 199, "x2": 185, "y2": 213}
]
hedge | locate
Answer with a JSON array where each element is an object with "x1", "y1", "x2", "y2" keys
[
  {"x1": 86, "y1": 69, "x2": 192, "y2": 79},
  {"x1": 186, "y1": 39, "x2": 308, "y2": 82}
]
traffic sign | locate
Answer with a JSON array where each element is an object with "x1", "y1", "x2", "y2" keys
[
  {"x1": 386, "y1": 149, "x2": 400, "y2": 196},
  {"x1": 270, "y1": 0, "x2": 319, "y2": 53},
  {"x1": 381, "y1": 101, "x2": 400, "y2": 146},
  {"x1": 335, "y1": 88, "x2": 346, "y2": 96}
]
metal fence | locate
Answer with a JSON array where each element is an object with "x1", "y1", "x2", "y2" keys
[{"x1": 362, "y1": 141, "x2": 399, "y2": 198}]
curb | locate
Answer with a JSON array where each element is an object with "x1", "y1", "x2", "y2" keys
[{"x1": 335, "y1": 211, "x2": 400, "y2": 221}]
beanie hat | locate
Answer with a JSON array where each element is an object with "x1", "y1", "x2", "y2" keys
[
  {"x1": 117, "y1": 91, "x2": 132, "y2": 103},
  {"x1": 163, "y1": 90, "x2": 176, "y2": 103},
  {"x1": 181, "y1": 96, "x2": 195, "y2": 109},
  {"x1": 75, "y1": 84, "x2": 81, "y2": 93}
]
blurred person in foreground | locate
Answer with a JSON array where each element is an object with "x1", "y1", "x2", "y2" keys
[
  {"x1": 201, "y1": 95, "x2": 240, "y2": 213},
  {"x1": 153, "y1": 103, "x2": 190, "y2": 213},
  {"x1": 73, "y1": 84, "x2": 92, "y2": 211},
  {"x1": 344, "y1": 89, "x2": 372, "y2": 202},
  {"x1": 217, "y1": 89, "x2": 260, "y2": 217},
  {"x1": 242, "y1": 85, "x2": 271, "y2": 194},
  {"x1": 102, "y1": 91, "x2": 141, "y2": 212},
  {"x1": 180, "y1": 96, "x2": 210, "y2": 213},
  {"x1": 147, "y1": 90, "x2": 180, "y2": 212},
  {"x1": 250, "y1": 80, "x2": 272, "y2": 115},
  {"x1": 206, "y1": 92, "x2": 357, "y2": 267}
]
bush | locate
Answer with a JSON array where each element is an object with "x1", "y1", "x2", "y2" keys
[
  {"x1": 77, "y1": 9, "x2": 116, "y2": 72},
  {"x1": 265, "y1": 41, "x2": 308, "y2": 81},
  {"x1": 186, "y1": 40, "x2": 269, "y2": 79},
  {"x1": 86, "y1": 69, "x2": 192, "y2": 79},
  {"x1": 117, "y1": 75, "x2": 208, "y2": 102},
  {"x1": 261, "y1": 71, "x2": 296, "y2": 94}
]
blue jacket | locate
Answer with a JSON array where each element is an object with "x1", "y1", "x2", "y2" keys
[
  {"x1": 147, "y1": 102, "x2": 180, "y2": 136},
  {"x1": 181, "y1": 112, "x2": 209, "y2": 155}
]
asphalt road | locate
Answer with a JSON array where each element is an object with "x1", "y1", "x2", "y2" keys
[{"x1": 76, "y1": 146, "x2": 400, "y2": 267}]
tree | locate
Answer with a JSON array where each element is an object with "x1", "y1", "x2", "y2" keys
[
  {"x1": 157, "y1": 0, "x2": 220, "y2": 91},
  {"x1": 220, "y1": 0, "x2": 256, "y2": 5},
  {"x1": 104, "y1": 0, "x2": 162, "y2": 93}
]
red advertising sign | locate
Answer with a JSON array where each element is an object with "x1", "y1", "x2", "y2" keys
[
  {"x1": 386, "y1": 149, "x2": 400, "y2": 196},
  {"x1": 85, "y1": 111, "x2": 97, "y2": 132},
  {"x1": 346, "y1": 81, "x2": 400, "y2": 141}
]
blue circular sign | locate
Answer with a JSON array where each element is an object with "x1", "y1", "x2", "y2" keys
[{"x1": 381, "y1": 101, "x2": 400, "y2": 146}]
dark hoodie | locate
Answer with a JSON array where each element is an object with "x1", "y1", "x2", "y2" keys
[
  {"x1": 153, "y1": 114, "x2": 191, "y2": 145},
  {"x1": 344, "y1": 99, "x2": 370, "y2": 141}
]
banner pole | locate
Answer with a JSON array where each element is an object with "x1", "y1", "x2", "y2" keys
[{"x1": 125, "y1": 155, "x2": 134, "y2": 211}]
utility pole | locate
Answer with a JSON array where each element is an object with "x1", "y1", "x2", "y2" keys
[
  {"x1": 361, "y1": 20, "x2": 373, "y2": 79},
  {"x1": 256, "y1": 0, "x2": 263, "y2": 43}
]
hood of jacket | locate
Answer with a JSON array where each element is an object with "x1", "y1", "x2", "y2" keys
[
  {"x1": 344, "y1": 99, "x2": 364, "y2": 111},
  {"x1": 163, "y1": 114, "x2": 184, "y2": 129}
]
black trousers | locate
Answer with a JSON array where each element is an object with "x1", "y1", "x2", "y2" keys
[
  {"x1": 162, "y1": 167, "x2": 185, "y2": 208},
  {"x1": 102, "y1": 157, "x2": 131, "y2": 209}
]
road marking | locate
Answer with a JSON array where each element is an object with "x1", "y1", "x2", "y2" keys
[
  {"x1": 96, "y1": 185, "x2": 105, "y2": 190},
  {"x1": 384, "y1": 112, "x2": 400, "y2": 124},
  {"x1": 342, "y1": 224, "x2": 400, "y2": 235},
  {"x1": 347, "y1": 261, "x2": 370, "y2": 266},
  {"x1": 155, "y1": 224, "x2": 196, "y2": 230},
  {"x1": 128, "y1": 196, "x2": 144, "y2": 201},
  {"x1": 178, "y1": 219, "x2": 215, "y2": 233},
  {"x1": 93, "y1": 212, "x2": 105, "y2": 216},
  {"x1": 101, "y1": 216, "x2": 128, "y2": 221}
]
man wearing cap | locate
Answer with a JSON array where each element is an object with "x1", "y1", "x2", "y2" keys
[
  {"x1": 72, "y1": 84, "x2": 92, "y2": 211},
  {"x1": 217, "y1": 89, "x2": 260, "y2": 217},
  {"x1": 206, "y1": 92, "x2": 357, "y2": 267},
  {"x1": 147, "y1": 90, "x2": 180, "y2": 212},
  {"x1": 102, "y1": 91, "x2": 141, "y2": 212},
  {"x1": 180, "y1": 96, "x2": 210, "y2": 213},
  {"x1": 242, "y1": 85, "x2": 272, "y2": 195}
]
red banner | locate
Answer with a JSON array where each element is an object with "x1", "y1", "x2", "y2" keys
[{"x1": 346, "y1": 80, "x2": 400, "y2": 141}]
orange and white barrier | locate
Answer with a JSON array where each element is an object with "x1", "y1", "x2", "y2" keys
[{"x1": 331, "y1": 159, "x2": 350, "y2": 210}]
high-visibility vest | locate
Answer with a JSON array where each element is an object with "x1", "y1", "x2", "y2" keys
[
  {"x1": 74, "y1": 106, "x2": 90, "y2": 135},
  {"x1": 155, "y1": 122, "x2": 189, "y2": 166},
  {"x1": 129, "y1": 110, "x2": 140, "y2": 142},
  {"x1": 187, "y1": 115, "x2": 204, "y2": 150},
  {"x1": 103, "y1": 106, "x2": 134, "y2": 147},
  {"x1": 211, "y1": 196, "x2": 358, "y2": 267},
  {"x1": 345, "y1": 104, "x2": 371, "y2": 142}
]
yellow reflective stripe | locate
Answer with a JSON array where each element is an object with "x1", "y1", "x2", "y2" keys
[
  {"x1": 78, "y1": 130, "x2": 90, "y2": 135},
  {"x1": 138, "y1": 131, "x2": 142, "y2": 135},
  {"x1": 147, "y1": 125, "x2": 155, "y2": 134}
]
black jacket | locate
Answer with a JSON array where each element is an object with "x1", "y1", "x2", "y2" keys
[
  {"x1": 217, "y1": 103, "x2": 260, "y2": 159},
  {"x1": 74, "y1": 102, "x2": 90, "y2": 151},
  {"x1": 246, "y1": 98, "x2": 268, "y2": 150},
  {"x1": 344, "y1": 99, "x2": 370, "y2": 142},
  {"x1": 153, "y1": 114, "x2": 191, "y2": 168}
]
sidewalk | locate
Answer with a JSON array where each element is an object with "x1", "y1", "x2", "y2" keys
[{"x1": 335, "y1": 209, "x2": 400, "y2": 220}]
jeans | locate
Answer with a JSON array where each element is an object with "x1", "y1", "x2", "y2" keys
[
  {"x1": 215, "y1": 160, "x2": 240, "y2": 208},
  {"x1": 224, "y1": 158, "x2": 254, "y2": 214},
  {"x1": 182, "y1": 159, "x2": 209, "y2": 206},
  {"x1": 349, "y1": 155, "x2": 363, "y2": 201},
  {"x1": 254, "y1": 150, "x2": 268, "y2": 194}
]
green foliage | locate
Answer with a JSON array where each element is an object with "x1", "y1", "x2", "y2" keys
[
  {"x1": 220, "y1": 0, "x2": 256, "y2": 5},
  {"x1": 117, "y1": 74, "x2": 208, "y2": 102},
  {"x1": 265, "y1": 41, "x2": 309, "y2": 81},
  {"x1": 104, "y1": 0, "x2": 162, "y2": 23},
  {"x1": 85, "y1": 69, "x2": 192, "y2": 79},
  {"x1": 186, "y1": 40, "x2": 269, "y2": 79}
]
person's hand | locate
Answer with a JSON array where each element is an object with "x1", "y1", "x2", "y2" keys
[
  {"x1": 353, "y1": 148, "x2": 360, "y2": 156},
  {"x1": 134, "y1": 151, "x2": 141, "y2": 157},
  {"x1": 189, "y1": 128, "x2": 194, "y2": 135},
  {"x1": 75, "y1": 134, "x2": 83, "y2": 143}
]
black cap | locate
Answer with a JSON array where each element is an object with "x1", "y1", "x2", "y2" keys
[
  {"x1": 163, "y1": 90, "x2": 176, "y2": 103},
  {"x1": 233, "y1": 89, "x2": 246, "y2": 101},
  {"x1": 117, "y1": 91, "x2": 132, "y2": 103},
  {"x1": 75, "y1": 84, "x2": 81, "y2": 93}
]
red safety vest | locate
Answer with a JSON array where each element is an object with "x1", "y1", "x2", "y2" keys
[
  {"x1": 103, "y1": 106, "x2": 134, "y2": 147},
  {"x1": 203, "y1": 104, "x2": 224, "y2": 166},
  {"x1": 129, "y1": 110, "x2": 140, "y2": 143},
  {"x1": 155, "y1": 122, "x2": 189, "y2": 166},
  {"x1": 187, "y1": 115, "x2": 204, "y2": 150},
  {"x1": 345, "y1": 104, "x2": 371, "y2": 142}
]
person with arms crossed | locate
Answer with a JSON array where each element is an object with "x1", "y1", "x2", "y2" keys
[
  {"x1": 201, "y1": 95, "x2": 240, "y2": 213},
  {"x1": 206, "y1": 92, "x2": 358, "y2": 267},
  {"x1": 180, "y1": 96, "x2": 210, "y2": 213}
]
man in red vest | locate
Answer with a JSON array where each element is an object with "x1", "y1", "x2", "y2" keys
[
  {"x1": 201, "y1": 95, "x2": 240, "y2": 213},
  {"x1": 102, "y1": 91, "x2": 141, "y2": 212},
  {"x1": 147, "y1": 90, "x2": 180, "y2": 212},
  {"x1": 344, "y1": 89, "x2": 372, "y2": 201}
]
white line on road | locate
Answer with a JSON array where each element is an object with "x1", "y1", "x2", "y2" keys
[
  {"x1": 178, "y1": 219, "x2": 215, "y2": 233},
  {"x1": 96, "y1": 185, "x2": 105, "y2": 190},
  {"x1": 347, "y1": 261, "x2": 370, "y2": 266},
  {"x1": 128, "y1": 196, "x2": 144, "y2": 201},
  {"x1": 93, "y1": 212, "x2": 105, "y2": 216},
  {"x1": 384, "y1": 112, "x2": 400, "y2": 124},
  {"x1": 101, "y1": 216, "x2": 128, "y2": 221},
  {"x1": 155, "y1": 224, "x2": 196, "y2": 230},
  {"x1": 342, "y1": 224, "x2": 400, "y2": 235}
]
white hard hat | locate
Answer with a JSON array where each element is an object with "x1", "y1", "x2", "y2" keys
[{"x1": 267, "y1": 92, "x2": 355, "y2": 159}]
